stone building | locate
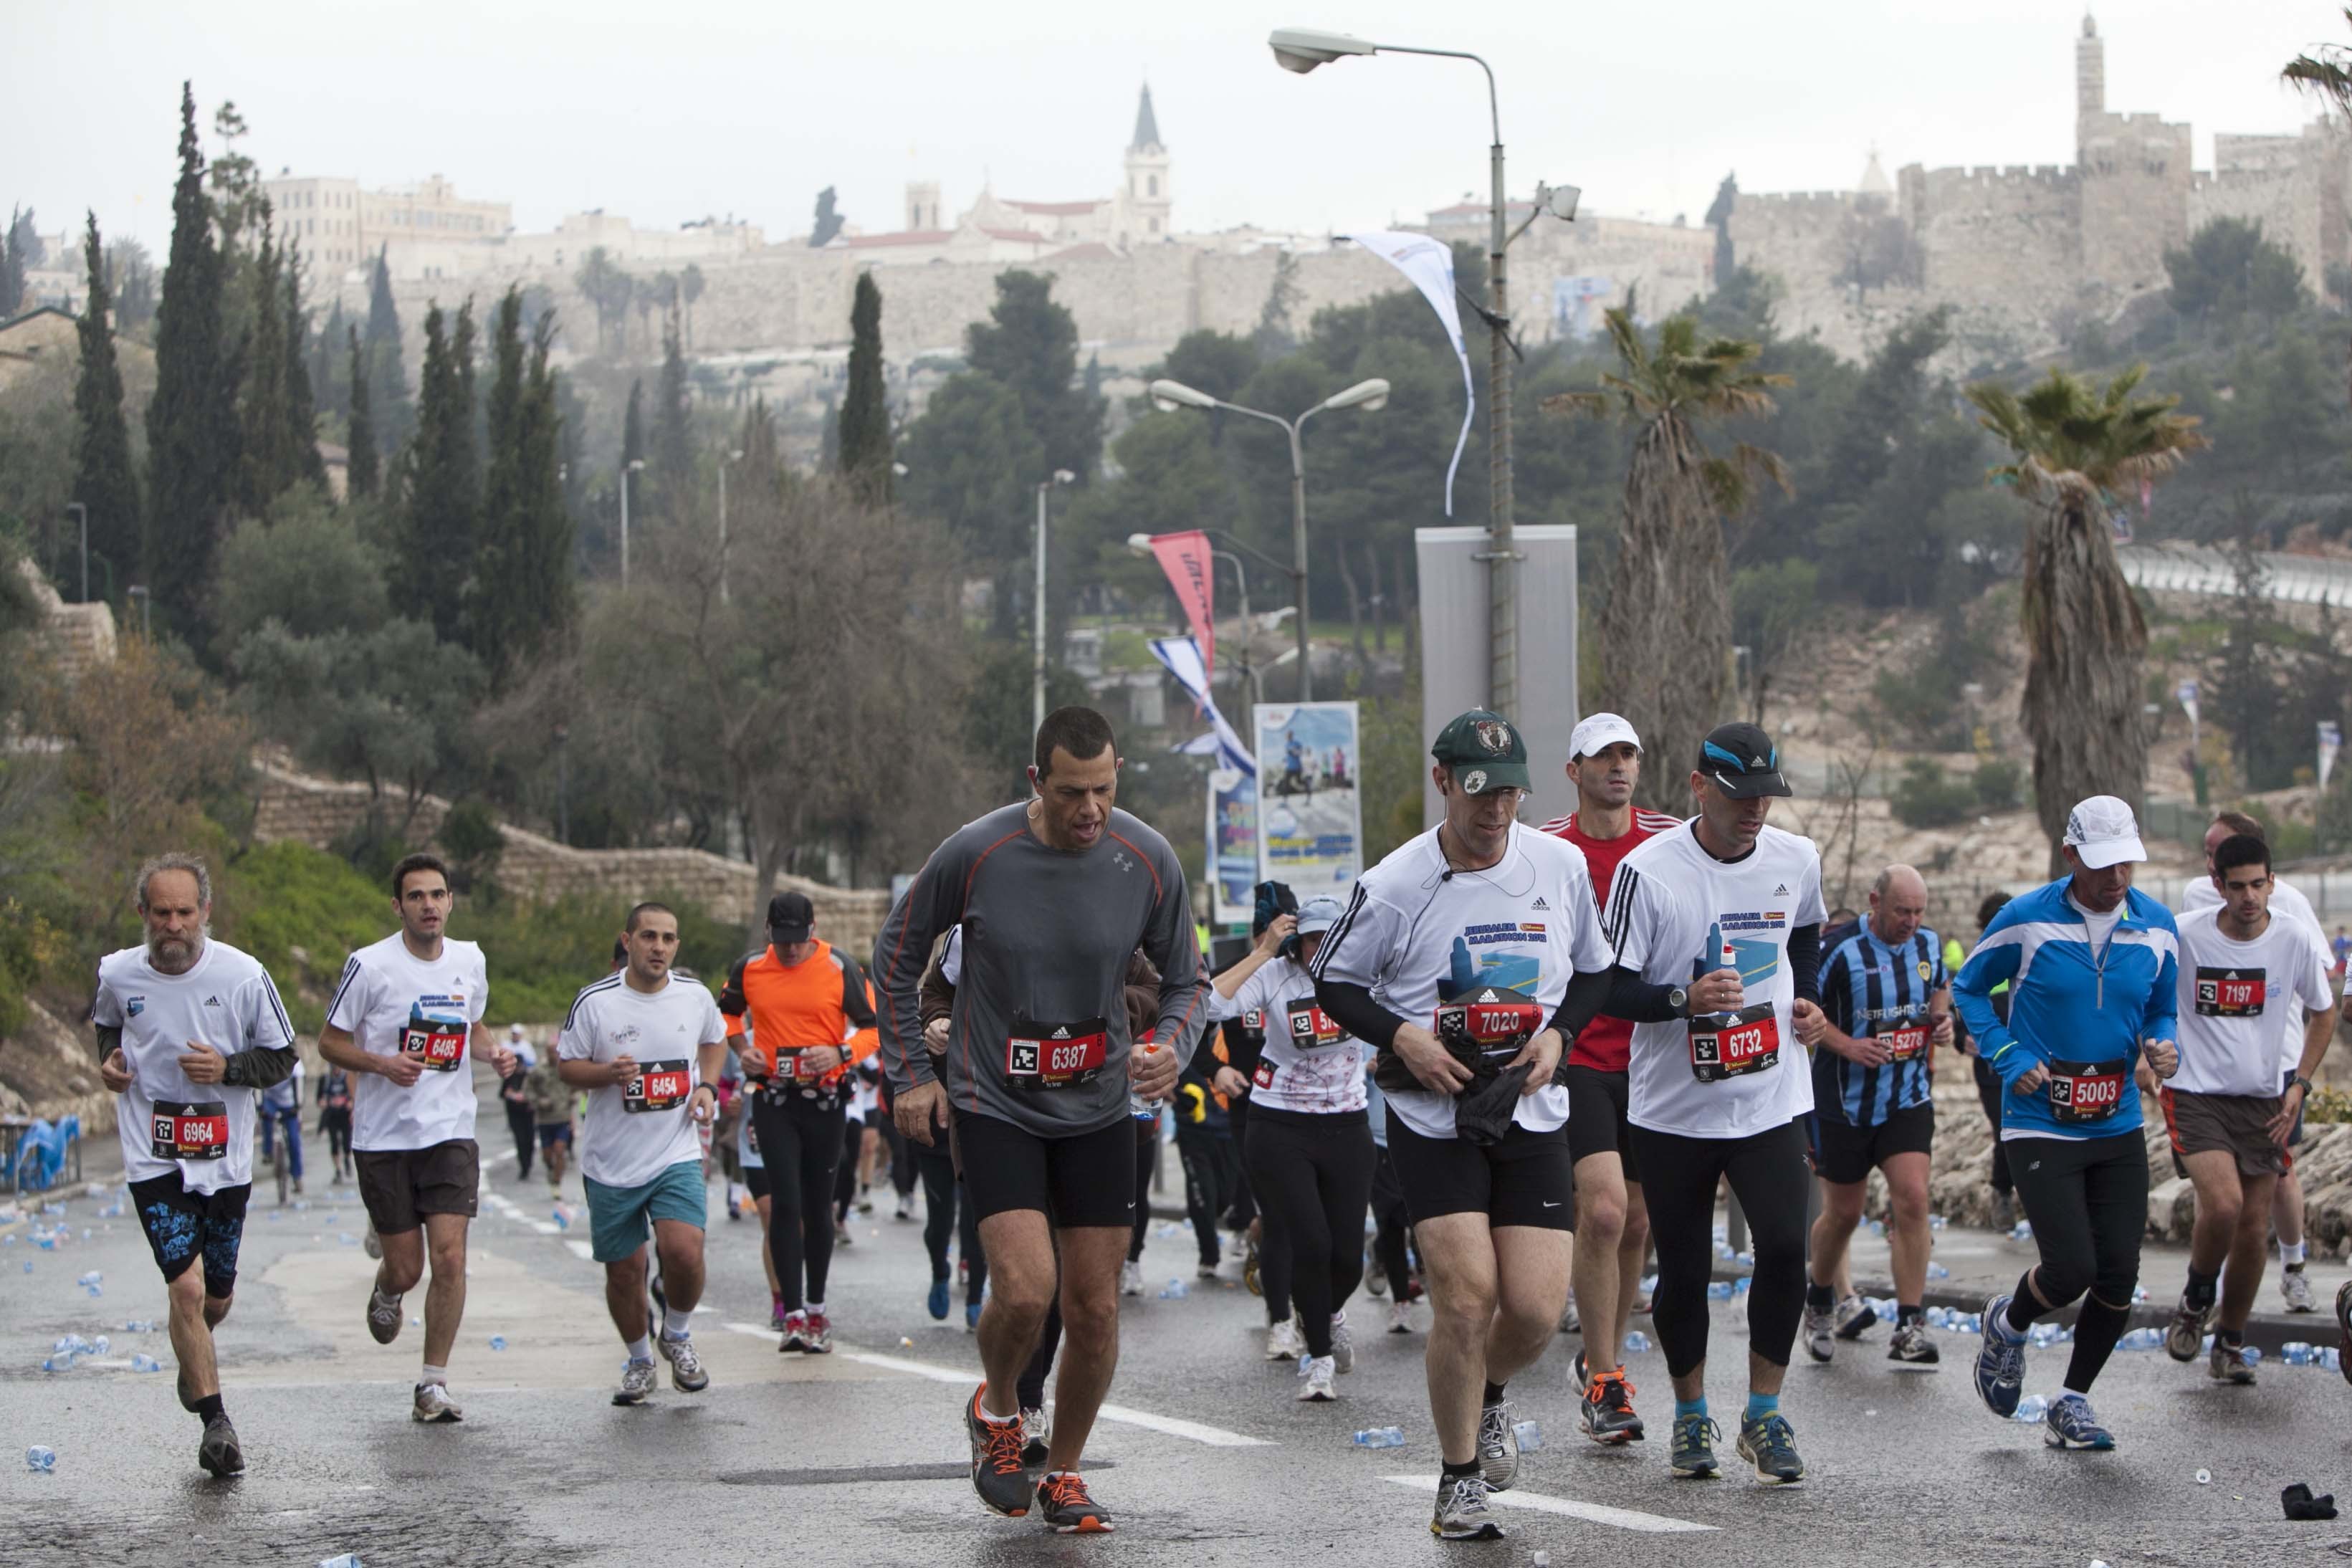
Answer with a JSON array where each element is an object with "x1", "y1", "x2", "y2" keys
[{"x1": 259, "y1": 171, "x2": 512, "y2": 281}]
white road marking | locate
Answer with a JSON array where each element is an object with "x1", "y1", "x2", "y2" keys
[
  {"x1": 564, "y1": 1240, "x2": 595, "y2": 1261},
  {"x1": 724, "y1": 1321, "x2": 775, "y2": 1339},
  {"x1": 532, "y1": 1223, "x2": 562, "y2": 1235},
  {"x1": 842, "y1": 1350, "x2": 1271, "y2": 1447},
  {"x1": 1380, "y1": 1476, "x2": 1716, "y2": 1534}
]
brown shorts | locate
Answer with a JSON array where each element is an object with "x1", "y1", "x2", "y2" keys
[
  {"x1": 2163, "y1": 1089, "x2": 2289, "y2": 1178},
  {"x1": 355, "y1": 1138, "x2": 481, "y2": 1235}
]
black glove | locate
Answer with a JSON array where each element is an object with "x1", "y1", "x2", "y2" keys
[
  {"x1": 1453, "y1": 1063, "x2": 1534, "y2": 1147},
  {"x1": 2282, "y1": 1483, "x2": 2338, "y2": 1521}
]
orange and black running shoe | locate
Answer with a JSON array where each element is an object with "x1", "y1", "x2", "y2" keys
[
  {"x1": 1580, "y1": 1366, "x2": 1645, "y2": 1445},
  {"x1": 965, "y1": 1386, "x2": 1033, "y2": 1517},
  {"x1": 1037, "y1": 1471, "x2": 1114, "y2": 1534}
]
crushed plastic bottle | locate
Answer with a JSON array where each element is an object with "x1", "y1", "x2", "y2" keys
[
  {"x1": 1624, "y1": 1330, "x2": 1651, "y2": 1353},
  {"x1": 2323, "y1": 1347, "x2": 2343, "y2": 1373},
  {"x1": 1927, "y1": 1306, "x2": 1951, "y2": 1329},
  {"x1": 2131, "y1": 1284, "x2": 2149, "y2": 1304},
  {"x1": 318, "y1": 1555, "x2": 364, "y2": 1568},
  {"x1": 2242, "y1": 1345, "x2": 2263, "y2": 1366},
  {"x1": 1350, "y1": 1426, "x2": 1407, "y2": 1448},
  {"x1": 1533, "y1": 1554, "x2": 1550, "y2": 1568},
  {"x1": 21, "y1": 1261, "x2": 32, "y2": 1274},
  {"x1": 2013, "y1": 1395, "x2": 2047, "y2": 1424},
  {"x1": 84, "y1": 1283, "x2": 102, "y2": 1298},
  {"x1": 132, "y1": 1354, "x2": 163, "y2": 1373},
  {"x1": 489, "y1": 1335, "x2": 507, "y2": 1351},
  {"x1": 75, "y1": 1271, "x2": 101, "y2": 1288},
  {"x1": 552, "y1": 1208, "x2": 570, "y2": 1230},
  {"x1": 1926, "y1": 1263, "x2": 1950, "y2": 1280},
  {"x1": 40, "y1": 1355, "x2": 75, "y2": 1372},
  {"x1": 120, "y1": 1320, "x2": 155, "y2": 1334},
  {"x1": 339, "y1": 1234, "x2": 358, "y2": 1246},
  {"x1": 2116, "y1": 1327, "x2": 2164, "y2": 1352},
  {"x1": 2194, "y1": 1468, "x2": 2212, "y2": 1485},
  {"x1": 25, "y1": 1445, "x2": 56, "y2": 1472},
  {"x1": 410, "y1": 1316, "x2": 421, "y2": 1327},
  {"x1": 92, "y1": 1336, "x2": 110, "y2": 1357},
  {"x1": 1159, "y1": 1278, "x2": 1189, "y2": 1299},
  {"x1": 1929, "y1": 1214, "x2": 1947, "y2": 1231},
  {"x1": 1513, "y1": 1419, "x2": 1543, "y2": 1452},
  {"x1": 1706, "y1": 1281, "x2": 1734, "y2": 1301},
  {"x1": 2282, "y1": 1342, "x2": 2314, "y2": 1366},
  {"x1": 2009, "y1": 1220, "x2": 2033, "y2": 1241}
]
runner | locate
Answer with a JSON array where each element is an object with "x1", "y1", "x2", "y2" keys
[
  {"x1": 1538, "y1": 711, "x2": 1681, "y2": 1443},
  {"x1": 317, "y1": 1062, "x2": 355, "y2": 1186},
  {"x1": 318, "y1": 851, "x2": 512, "y2": 1423},
  {"x1": 555, "y1": 902, "x2": 727, "y2": 1405},
  {"x1": 1959, "y1": 795, "x2": 2179, "y2": 1451},
  {"x1": 1802, "y1": 865, "x2": 1953, "y2": 1367},
  {"x1": 92, "y1": 853, "x2": 297, "y2": 1476},
  {"x1": 874, "y1": 705, "x2": 1205, "y2": 1535},
  {"x1": 2159, "y1": 836, "x2": 2338, "y2": 1380},
  {"x1": 1605, "y1": 721, "x2": 1829, "y2": 1486},
  {"x1": 525, "y1": 1046, "x2": 575, "y2": 1196},
  {"x1": 1363, "y1": 1062, "x2": 1422, "y2": 1333},
  {"x1": 2180, "y1": 811, "x2": 2331, "y2": 1312},
  {"x1": 255, "y1": 1055, "x2": 305, "y2": 1203},
  {"x1": 497, "y1": 1023, "x2": 537, "y2": 1181},
  {"x1": 1311, "y1": 709, "x2": 1616, "y2": 1539},
  {"x1": 1209, "y1": 893, "x2": 1374, "y2": 1403},
  {"x1": 1952, "y1": 892, "x2": 2017, "y2": 1228},
  {"x1": 719, "y1": 1041, "x2": 788, "y2": 1323},
  {"x1": 720, "y1": 889, "x2": 879, "y2": 1354},
  {"x1": 919, "y1": 929, "x2": 990, "y2": 1327}
]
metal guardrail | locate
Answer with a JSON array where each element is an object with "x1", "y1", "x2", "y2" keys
[{"x1": 2119, "y1": 542, "x2": 2352, "y2": 608}]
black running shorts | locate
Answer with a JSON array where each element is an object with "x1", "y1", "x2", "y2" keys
[
  {"x1": 952, "y1": 1107, "x2": 1136, "y2": 1229},
  {"x1": 1564, "y1": 1065, "x2": 1640, "y2": 1182},
  {"x1": 1809, "y1": 1101, "x2": 1934, "y2": 1187},
  {"x1": 130, "y1": 1170, "x2": 250, "y2": 1298},
  {"x1": 1383, "y1": 1109, "x2": 1573, "y2": 1230},
  {"x1": 355, "y1": 1138, "x2": 480, "y2": 1236}
]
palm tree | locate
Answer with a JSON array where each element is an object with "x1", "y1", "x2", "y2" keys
[
  {"x1": 2283, "y1": 13, "x2": 2352, "y2": 407},
  {"x1": 1966, "y1": 365, "x2": 2207, "y2": 869},
  {"x1": 1545, "y1": 306, "x2": 1790, "y2": 811}
]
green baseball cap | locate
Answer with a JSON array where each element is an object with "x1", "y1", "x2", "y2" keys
[{"x1": 1430, "y1": 709, "x2": 1531, "y2": 794}]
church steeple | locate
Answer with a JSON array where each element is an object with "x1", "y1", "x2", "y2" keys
[
  {"x1": 1122, "y1": 83, "x2": 1171, "y2": 244},
  {"x1": 1131, "y1": 84, "x2": 1162, "y2": 151}
]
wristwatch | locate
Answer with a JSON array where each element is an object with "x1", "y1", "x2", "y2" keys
[
  {"x1": 1666, "y1": 985, "x2": 1690, "y2": 1019},
  {"x1": 2293, "y1": 1074, "x2": 2314, "y2": 1096}
]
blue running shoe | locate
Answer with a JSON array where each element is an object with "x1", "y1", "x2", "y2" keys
[
  {"x1": 1669, "y1": 1413, "x2": 1722, "y2": 1478},
  {"x1": 1974, "y1": 1294, "x2": 2027, "y2": 1418},
  {"x1": 1736, "y1": 1412, "x2": 1806, "y2": 1484},
  {"x1": 928, "y1": 1278, "x2": 951, "y2": 1321},
  {"x1": 966, "y1": 1301, "x2": 983, "y2": 1331},
  {"x1": 2042, "y1": 1394, "x2": 2115, "y2": 1450}
]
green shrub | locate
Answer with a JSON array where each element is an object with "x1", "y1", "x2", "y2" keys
[
  {"x1": 1972, "y1": 759, "x2": 2023, "y2": 811},
  {"x1": 439, "y1": 799, "x2": 506, "y2": 897},
  {"x1": 1890, "y1": 759, "x2": 1975, "y2": 829}
]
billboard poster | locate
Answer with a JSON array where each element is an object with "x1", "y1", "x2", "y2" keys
[
  {"x1": 1252, "y1": 701, "x2": 1363, "y2": 895},
  {"x1": 1208, "y1": 768, "x2": 1258, "y2": 929}
]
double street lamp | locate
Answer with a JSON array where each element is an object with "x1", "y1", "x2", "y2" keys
[
  {"x1": 1145, "y1": 375, "x2": 1389, "y2": 702},
  {"x1": 1125, "y1": 531, "x2": 1296, "y2": 708}
]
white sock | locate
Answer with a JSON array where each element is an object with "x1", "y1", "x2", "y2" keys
[
  {"x1": 806, "y1": 1301, "x2": 825, "y2": 1316},
  {"x1": 625, "y1": 1336, "x2": 652, "y2": 1363},
  {"x1": 2060, "y1": 1385, "x2": 2090, "y2": 1402},
  {"x1": 2282, "y1": 1240, "x2": 2307, "y2": 1266},
  {"x1": 662, "y1": 1306, "x2": 692, "y2": 1339},
  {"x1": 420, "y1": 1364, "x2": 448, "y2": 1387}
]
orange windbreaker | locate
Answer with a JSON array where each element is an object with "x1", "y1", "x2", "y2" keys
[{"x1": 720, "y1": 940, "x2": 879, "y2": 1090}]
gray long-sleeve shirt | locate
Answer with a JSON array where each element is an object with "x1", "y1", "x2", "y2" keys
[{"x1": 872, "y1": 802, "x2": 1210, "y2": 1137}]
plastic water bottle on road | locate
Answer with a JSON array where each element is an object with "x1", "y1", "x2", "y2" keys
[
  {"x1": 2013, "y1": 1395, "x2": 2047, "y2": 1424},
  {"x1": 26, "y1": 1446, "x2": 56, "y2": 1472},
  {"x1": 1350, "y1": 1427, "x2": 1406, "y2": 1448},
  {"x1": 1513, "y1": 1419, "x2": 1543, "y2": 1451}
]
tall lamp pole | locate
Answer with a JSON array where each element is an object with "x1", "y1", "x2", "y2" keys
[
  {"x1": 1146, "y1": 376, "x2": 1389, "y2": 703},
  {"x1": 1034, "y1": 469, "x2": 1076, "y2": 731},
  {"x1": 718, "y1": 448, "x2": 743, "y2": 605}
]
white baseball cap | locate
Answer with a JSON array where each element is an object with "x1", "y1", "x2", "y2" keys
[
  {"x1": 508, "y1": 1023, "x2": 527, "y2": 1038},
  {"x1": 2062, "y1": 795, "x2": 2147, "y2": 869},
  {"x1": 1569, "y1": 712, "x2": 1642, "y2": 760}
]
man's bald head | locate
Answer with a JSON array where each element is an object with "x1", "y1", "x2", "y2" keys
[{"x1": 1869, "y1": 864, "x2": 1929, "y2": 947}]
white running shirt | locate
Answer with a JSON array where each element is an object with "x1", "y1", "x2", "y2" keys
[
  {"x1": 1610, "y1": 821, "x2": 1827, "y2": 1139},
  {"x1": 2170, "y1": 905, "x2": 2333, "y2": 1098},
  {"x1": 92, "y1": 941, "x2": 295, "y2": 1193},
  {"x1": 325, "y1": 933, "x2": 489, "y2": 1153},
  {"x1": 1311, "y1": 822, "x2": 1612, "y2": 1139},
  {"x1": 558, "y1": 971, "x2": 726, "y2": 1189},
  {"x1": 1208, "y1": 955, "x2": 1369, "y2": 1115},
  {"x1": 2179, "y1": 874, "x2": 2331, "y2": 1074}
]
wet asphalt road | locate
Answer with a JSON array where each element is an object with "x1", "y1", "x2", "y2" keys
[{"x1": 9, "y1": 1083, "x2": 2352, "y2": 1567}]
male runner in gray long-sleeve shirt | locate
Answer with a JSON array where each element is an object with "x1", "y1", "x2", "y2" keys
[{"x1": 875, "y1": 705, "x2": 1206, "y2": 1535}]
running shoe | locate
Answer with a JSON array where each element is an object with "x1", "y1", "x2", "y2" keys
[
  {"x1": 1243, "y1": 1229, "x2": 1261, "y2": 1297},
  {"x1": 965, "y1": 1387, "x2": 1035, "y2": 1518},
  {"x1": 1120, "y1": 1260, "x2": 1144, "y2": 1298},
  {"x1": 1669, "y1": 1412, "x2": 1722, "y2": 1478},
  {"x1": 1476, "y1": 1397, "x2": 1519, "y2": 1491},
  {"x1": 613, "y1": 1357, "x2": 656, "y2": 1406},
  {"x1": 1020, "y1": 1404, "x2": 1053, "y2": 1468},
  {"x1": 412, "y1": 1381, "x2": 464, "y2": 1423},
  {"x1": 1037, "y1": 1471, "x2": 1113, "y2": 1534},
  {"x1": 659, "y1": 1332, "x2": 709, "y2": 1392},
  {"x1": 803, "y1": 1310, "x2": 833, "y2": 1354},
  {"x1": 1802, "y1": 1300, "x2": 1836, "y2": 1363},
  {"x1": 363, "y1": 1222, "x2": 381, "y2": 1261},
  {"x1": 967, "y1": 1301, "x2": 983, "y2": 1332},
  {"x1": 1736, "y1": 1412, "x2": 1806, "y2": 1484},
  {"x1": 1888, "y1": 1320, "x2": 1941, "y2": 1364},
  {"x1": 895, "y1": 1192, "x2": 917, "y2": 1222},
  {"x1": 929, "y1": 1278, "x2": 952, "y2": 1321},
  {"x1": 2164, "y1": 1294, "x2": 2212, "y2": 1362},
  {"x1": 2208, "y1": 1337, "x2": 2257, "y2": 1385},
  {"x1": 1298, "y1": 1354, "x2": 1337, "y2": 1401},
  {"x1": 1580, "y1": 1367, "x2": 1645, "y2": 1445},
  {"x1": 1973, "y1": 1294, "x2": 2027, "y2": 1418},
  {"x1": 1430, "y1": 1473, "x2": 1504, "y2": 1541},
  {"x1": 2338, "y1": 1279, "x2": 2352, "y2": 1386},
  {"x1": 367, "y1": 1285, "x2": 404, "y2": 1345},
  {"x1": 1365, "y1": 1261, "x2": 1388, "y2": 1299},
  {"x1": 649, "y1": 1269, "x2": 668, "y2": 1320},
  {"x1": 1559, "y1": 1290, "x2": 1580, "y2": 1334},
  {"x1": 1833, "y1": 1295, "x2": 1877, "y2": 1341},
  {"x1": 1196, "y1": 1262, "x2": 1221, "y2": 1282},
  {"x1": 778, "y1": 1309, "x2": 810, "y2": 1353},
  {"x1": 836, "y1": 1218, "x2": 855, "y2": 1248},
  {"x1": 1265, "y1": 1316, "x2": 1305, "y2": 1362},
  {"x1": 1330, "y1": 1311, "x2": 1354, "y2": 1374},
  {"x1": 770, "y1": 1297, "x2": 788, "y2": 1332},
  {"x1": 2282, "y1": 1265, "x2": 2318, "y2": 1314},
  {"x1": 1387, "y1": 1301, "x2": 1415, "y2": 1335},
  {"x1": 2042, "y1": 1393, "x2": 2115, "y2": 1450},
  {"x1": 197, "y1": 1414, "x2": 244, "y2": 1477},
  {"x1": 856, "y1": 1188, "x2": 875, "y2": 1214}
]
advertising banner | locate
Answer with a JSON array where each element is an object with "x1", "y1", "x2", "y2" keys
[
  {"x1": 1253, "y1": 701, "x2": 1362, "y2": 894},
  {"x1": 1208, "y1": 768, "x2": 1259, "y2": 928}
]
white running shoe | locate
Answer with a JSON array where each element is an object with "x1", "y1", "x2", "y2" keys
[
  {"x1": 1387, "y1": 1300, "x2": 1415, "y2": 1335},
  {"x1": 1265, "y1": 1316, "x2": 1306, "y2": 1361},
  {"x1": 363, "y1": 1223, "x2": 382, "y2": 1261},
  {"x1": 659, "y1": 1332, "x2": 709, "y2": 1392},
  {"x1": 1802, "y1": 1301, "x2": 1836, "y2": 1363},
  {"x1": 894, "y1": 1191, "x2": 917, "y2": 1222},
  {"x1": 1559, "y1": 1291, "x2": 1580, "y2": 1334},
  {"x1": 367, "y1": 1286, "x2": 404, "y2": 1345},
  {"x1": 613, "y1": 1358, "x2": 656, "y2": 1405},
  {"x1": 412, "y1": 1381, "x2": 464, "y2": 1423},
  {"x1": 1330, "y1": 1311, "x2": 1355, "y2": 1373},
  {"x1": 1297, "y1": 1354, "x2": 1337, "y2": 1401},
  {"x1": 1120, "y1": 1259, "x2": 1144, "y2": 1298},
  {"x1": 2283, "y1": 1266, "x2": 2319, "y2": 1314}
]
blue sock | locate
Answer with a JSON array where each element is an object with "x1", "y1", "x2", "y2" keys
[
  {"x1": 1673, "y1": 1396, "x2": 1706, "y2": 1423},
  {"x1": 1743, "y1": 1391, "x2": 1779, "y2": 1425}
]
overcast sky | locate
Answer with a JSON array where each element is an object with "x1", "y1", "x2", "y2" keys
[{"x1": 11, "y1": 1, "x2": 2349, "y2": 261}]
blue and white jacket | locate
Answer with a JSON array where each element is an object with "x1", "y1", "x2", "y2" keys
[{"x1": 1951, "y1": 879, "x2": 2178, "y2": 1141}]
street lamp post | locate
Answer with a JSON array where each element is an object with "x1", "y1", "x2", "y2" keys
[
  {"x1": 64, "y1": 503, "x2": 87, "y2": 603},
  {"x1": 620, "y1": 458, "x2": 646, "y2": 592},
  {"x1": 1034, "y1": 469, "x2": 1076, "y2": 731},
  {"x1": 1268, "y1": 27, "x2": 1577, "y2": 716},
  {"x1": 126, "y1": 584, "x2": 150, "y2": 639},
  {"x1": 1127, "y1": 533, "x2": 1267, "y2": 707},
  {"x1": 718, "y1": 449, "x2": 743, "y2": 605},
  {"x1": 1147, "y1": 376, "x2": 1388, "y2": 703}
]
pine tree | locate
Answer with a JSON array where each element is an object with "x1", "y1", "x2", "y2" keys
[
  {"x1": 236, "y1": 217, "x2": 297, "y2": 513},
  {"x1": 282, "y1": 239, "x2": 325, "y2": 488},
  {"x1": 145, "y1": 82, "x2": 241, "y2": 641},
  {"x1": 400, "y1": 302, "x2": 480, "y2": 641},
  {"x1": 72, "y1": 211, "x2": 140, "y2": 601},
  {"x1": 653, "y1": 313, "x2": 691, "y2": 514},
  {"x1": 345, "y1": 325, "x2": 378, "y2": 499},
  {"x1": 839, "y1": 271, "x2": 891, "y2": 502},
  {"x1": 363, "y1": 247, "x2": 411, "y2": 446}
]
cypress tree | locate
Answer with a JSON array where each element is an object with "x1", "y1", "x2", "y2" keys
[
  {"x1": 235, "y1": 218, "x2": 296, "y2": 513},
  {"x1": 71, "y1": 211, "x2": 140, "y2": 601},
  {"x1": 363, "y1": 247, "x2": 411, "y2": 446},
  {"x1": 839, "y1": 271, "x2": 891, "y2": 503},
  {"x1": 400, "y1": 302, "x2": 479, "y2": 641},
  {"x1": 653, "y1": 315, "x2": 690, "y2": 513},
  {"x1": 283, "y1": 238, "x2": 325, "y2": 488},
  {"x1": 145, "y1": 81, "x2": 240, "y2": 640},
  {"x1": 461, "y1": 287, "x2": 528, "y2": 679},
  {"x1": 515, "y1": 315, "x2": 575, "y2": 650},
  {"x1": 345, "y1": 324, "x2": 378, "y2": 499}
]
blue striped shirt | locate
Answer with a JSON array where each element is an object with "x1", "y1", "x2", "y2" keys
[{"x1": 1812, "y1": 919, "x2": 1949, "y2": 1127}]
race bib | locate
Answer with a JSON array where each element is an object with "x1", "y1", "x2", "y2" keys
[
  {"x1": 1285, "y1": 999, "x2": 1345, "y2": 1049},
  {"x1": 784, "y1": 1048, "x2": 833, "y2": 1084},
  {"x1": 1689, "y1": 1005, "x2": 1781, "y2": 1083},
  {"x1": 1875, "y1": 1021, "x2": 1931, "y2": 1062},
  {"x1": 150, "y1": 1100, "x2": 229, "y2": 1161},
  {"x1": 623, "y1": 1059, "x2": 693, "y2": 1114},
  {"x1": 1005, "y1": 1017, "x2": 1109, "y2": 1090},
  {"x1": 1435, "y1": 987, "x2": 1543, "y2": 1059},
  {"x1": 1253, "y1": 1059, "x2": 1276, "y2": 1090},
  {"x1": 2047, "y1": 1058, "x2": 2126, "y2": 1123},
  {"x1": 2194, "y1": 967, "x2": 2267, "y2": 1018},
  {"x1": 401, "y1": 1018, "x2": 468, "y2": 1071}
]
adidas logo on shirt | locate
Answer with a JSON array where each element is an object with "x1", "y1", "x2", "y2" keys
[
  {"x1": 1531, "y1": 897, "x2": 1551, "y2": 910},
  {"x1": 1773, "y1": 884, "x2": 1789, "y2": 897},
  {"x1": 202, "y1": 995, "x2": 224, "y2": 1008}
]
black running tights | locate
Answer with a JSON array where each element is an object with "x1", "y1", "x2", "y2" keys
[
  {"x1": 2006, "y1": 1130, "x2": 2147, "y2": 1395},
  {"x1": 1630, "y1": 1117, "x2": 1810, "y2": 1379},
  {"x1": 917, "y1": 1139, "x2": 983, "y2": 1300},
  {"x1": 751, "y1": 1091, "x2": 847, "y2": 1311},
  {"x1": 1243, "y1": 1106, "x2": 1376, "y2": 1359}
]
